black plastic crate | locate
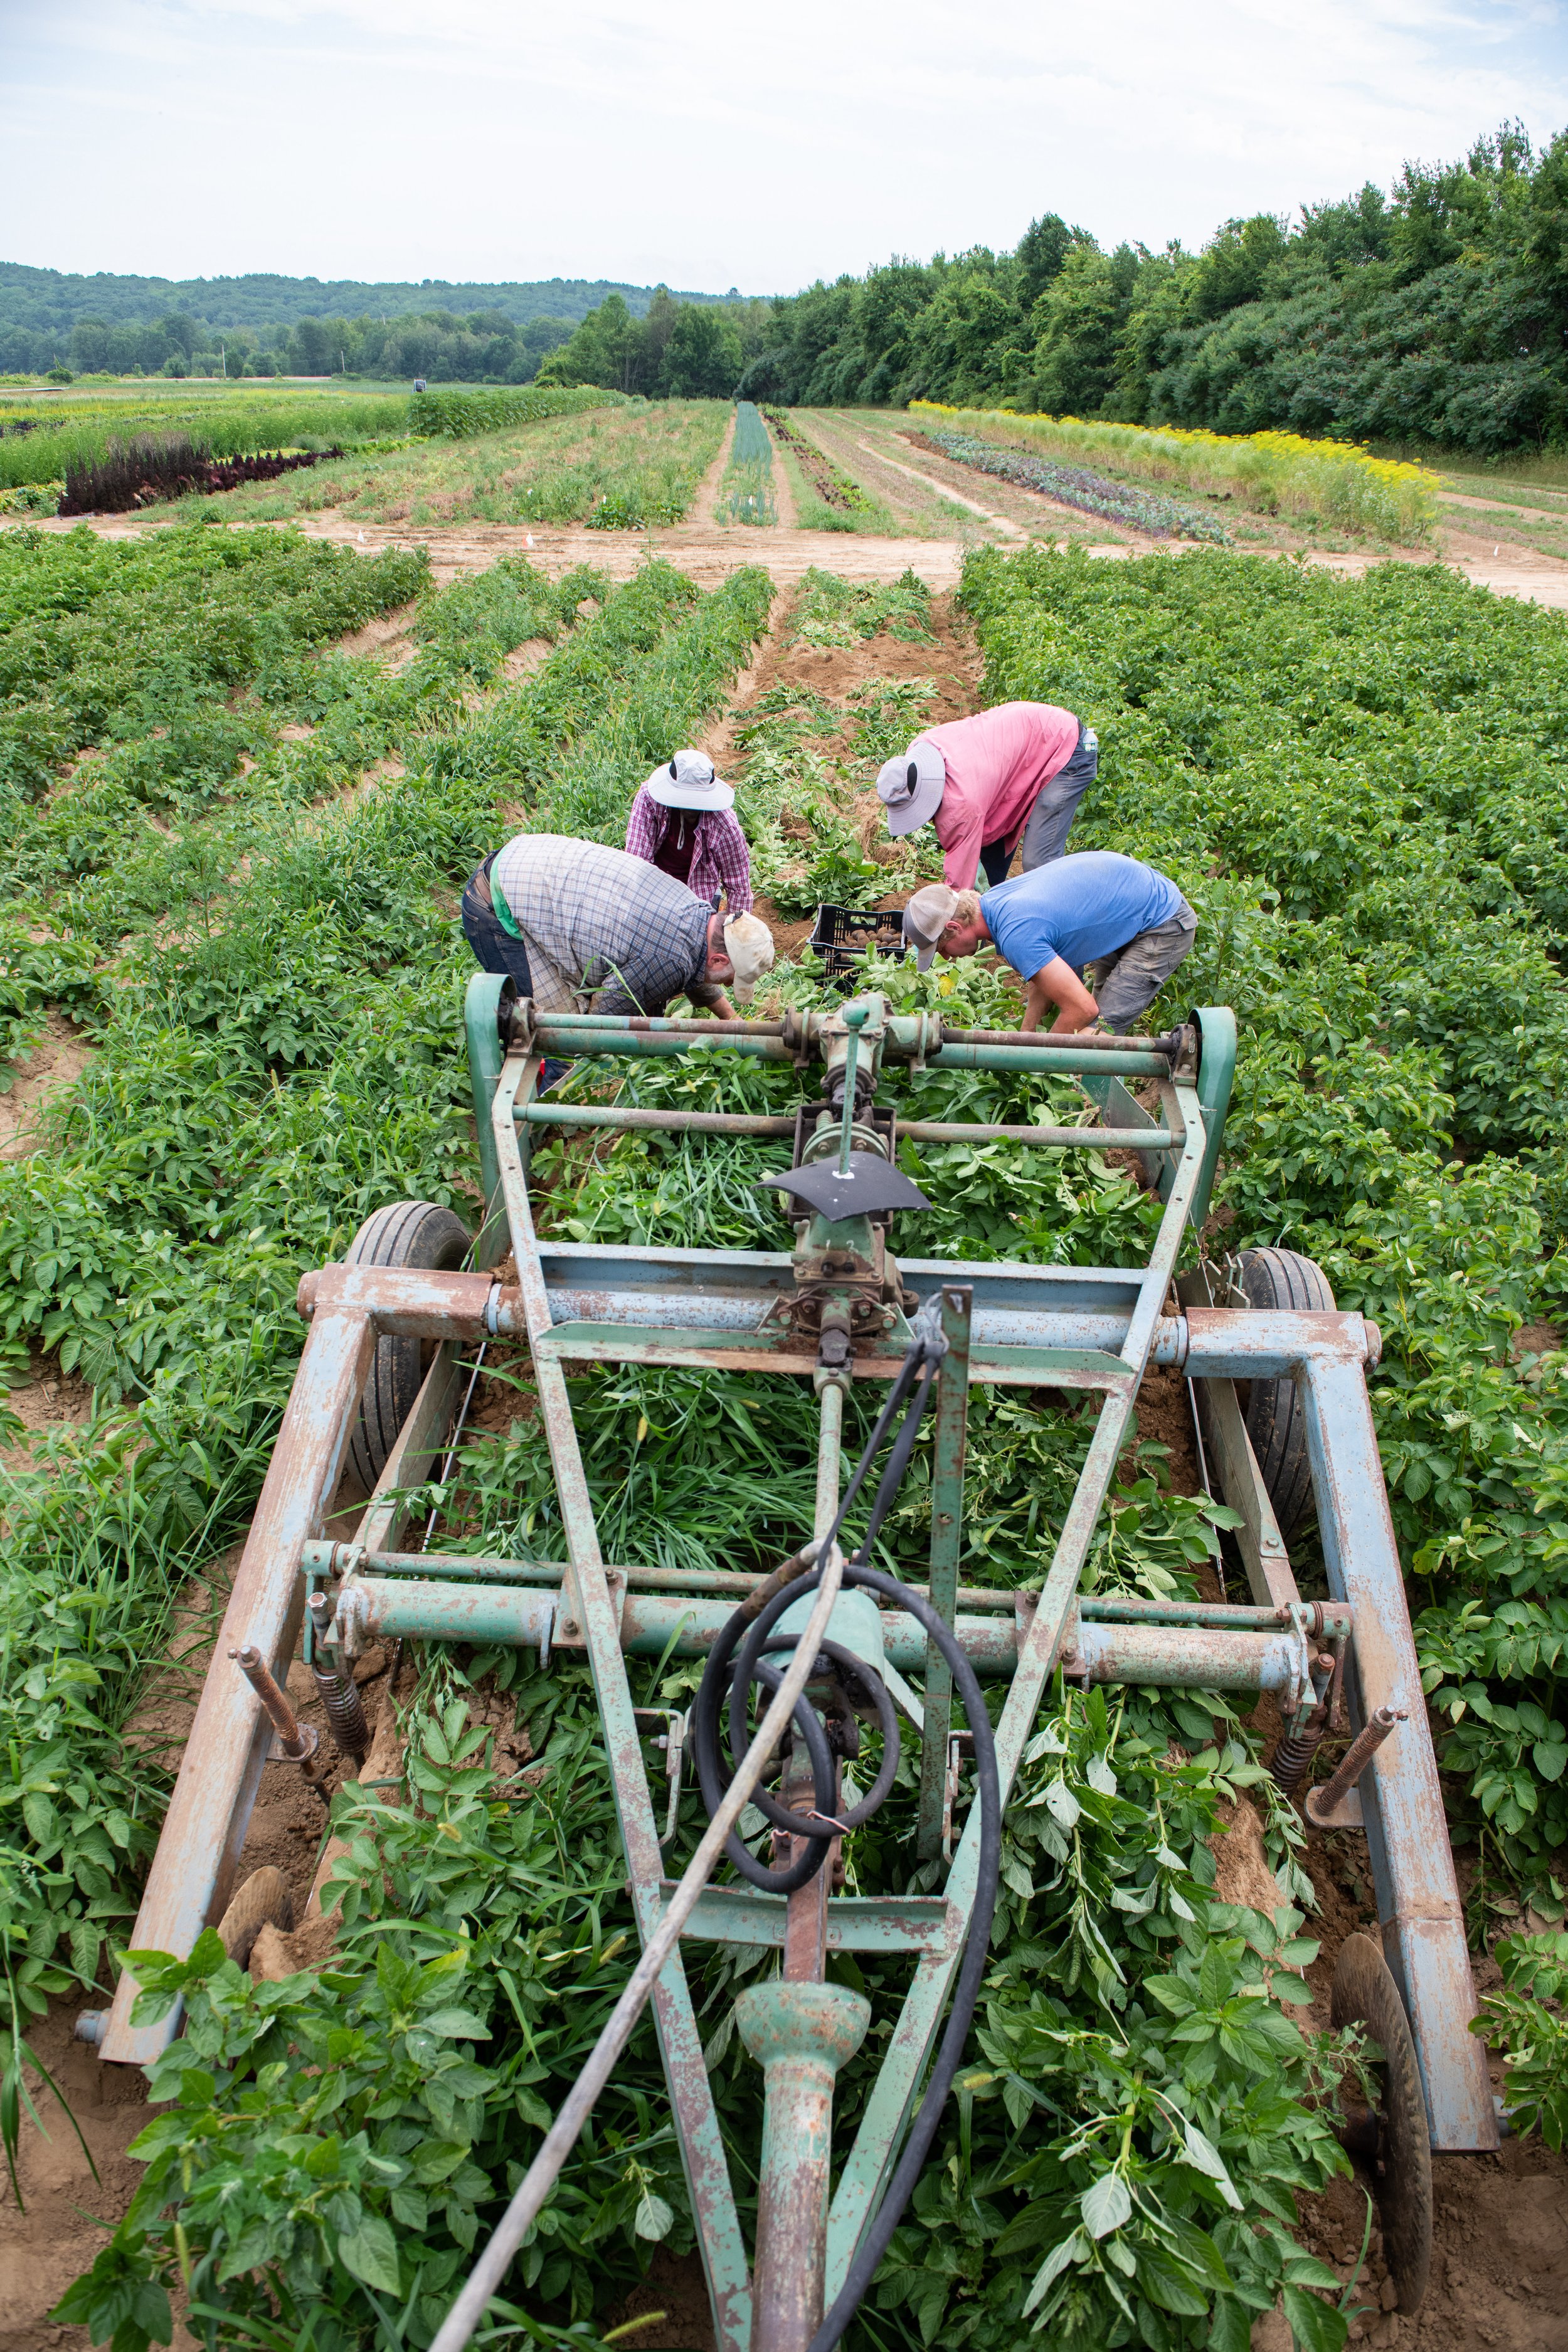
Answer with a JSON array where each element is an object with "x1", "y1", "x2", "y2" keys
[{"x1": 808, "y1": 901, "x2": 906, "y2": 987}]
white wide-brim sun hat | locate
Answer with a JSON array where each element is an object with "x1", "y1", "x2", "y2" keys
[
  {"x1": 876, "y1": 739, "x2": 946, "y2": 835},
  {"x1": 645, "y1": 748, "x2": 735, "y2": 812}
]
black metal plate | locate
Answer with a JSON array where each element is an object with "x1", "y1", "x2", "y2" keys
[{"x1": 762, "y1": 1152, "x2": 933, "y2": 1223}]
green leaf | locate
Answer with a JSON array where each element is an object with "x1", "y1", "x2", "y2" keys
[
  {"x1": 418, "y1": 2006, "x2": 489, "y2": 2039},
  {"x1": 1282, "y1": 2282, "x2": 1349, "y2": 2352},
  {"x1": 1022, "y1": 2228, "x2": 1088, "y2": 2316},
  {"x1": 1081, "y1": 2169, "x2": 1131, "y2": 2238},
  {"x1": 337, "y1": 2213, "x2": 401, "y2": 2296},
  {"x1": 1182, "y1": 2121, "x2": 1243, "y2": 2210},
  {"x1": 635, "y1": 2191, "x2": 675, "y2": 2242}
]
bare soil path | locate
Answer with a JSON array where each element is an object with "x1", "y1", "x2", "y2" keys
[{"x1": 762, "y1": 414, "x2": 798, "y2": 529}]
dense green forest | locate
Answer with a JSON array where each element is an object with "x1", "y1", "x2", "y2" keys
[
  {"x1": 548, "y1": 121, "x2": 1568, "y2": 455},
  {"x1": 0, "y1": 265, "x2": 743, "y2": 379}
]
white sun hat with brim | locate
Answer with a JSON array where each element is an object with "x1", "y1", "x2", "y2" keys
[
  {"x1": 876, "y1": 738, "x2": 946, "y2": 835},
  {"x1": 902, "y1": 882, "x2": 959, "y2": 973},
  {"x1": 722, "y1": 911, "x2": 775, "y2": 1001},
  {"x1": 646, "y1": 747, "x2": 735, "y2": 811}
]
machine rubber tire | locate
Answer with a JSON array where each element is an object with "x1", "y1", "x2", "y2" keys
[
  {"x1": 1330, "y1": 1932, "x2": 1433, "y2": 2315},
  {"x1": 216, "y1": 1866, "x2": 294, "y2": 1969},
  {"x1": 344, "y1": 1199, "x2": 472, "y2": 1490},
  {"x1": 1237, "y1": 1246, "x2": 1335, "y2": 1542}
]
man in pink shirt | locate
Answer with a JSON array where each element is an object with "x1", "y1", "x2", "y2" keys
[{"x1": 876, "y1": 701, "x2": 1098, "y2": 888}]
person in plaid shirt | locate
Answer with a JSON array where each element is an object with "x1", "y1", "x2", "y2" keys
[
  {"x1": 462, "y1": 834, "x2": 774, "y2": 1039},
  {"x1": 625, "y1": 748, "x2": 753, "y2": 912}
]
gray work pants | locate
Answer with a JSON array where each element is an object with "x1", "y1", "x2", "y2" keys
[
  {"x1": 978, "y1": 725, "x2": 1099, "y2": 887},
  {"x1": 1089, "y1": 904, "x2": 1198, "y2": 1034},
  {"x1": 1021, "y1": 724, "x2": 1099, "y2": 868}
]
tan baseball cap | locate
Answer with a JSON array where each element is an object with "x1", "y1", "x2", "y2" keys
[
  {"x1": 723, "y1": 911, "x2": 775, "y2": 1000},
  {"x1": 901, "y1": 882, "x2": 958, "y2": 972}
]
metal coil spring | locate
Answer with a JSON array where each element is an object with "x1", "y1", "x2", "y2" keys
[
  {"x1": 1270, "y1": 1708, "x2": 1327, "y2": 1796},
  {"x1": 312, "y1": 1663, "x2": 369, "y2": 1762}
]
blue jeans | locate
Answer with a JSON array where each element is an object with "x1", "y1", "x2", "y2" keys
[
  {"x1": 979, "y1": 724, "x2": 1099, "y2": 886},
  {"x1": 461, "y1": 861, "x2": 571, "y2": 1091}
]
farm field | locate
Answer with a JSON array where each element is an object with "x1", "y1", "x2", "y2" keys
[{"x1": 2, "y1": 400, "x2": 1568, "y2": 2352}]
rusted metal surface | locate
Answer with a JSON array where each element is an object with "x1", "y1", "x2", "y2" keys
[
  {"x1": 489, "y1": 1046, "x2": 755, "y2": 2346},
  {"x1": 918, "y1": 1286, "x2": 971, "y2": 1859},
  {"x1": 1192, "y1": 1374, "x2": 1298, "y2": 1609},
  {"x1": 353, "y1": 1342, "x2": 464, "y2": 1554},
  {"x1": 657, "y1": 1882, "x2": 956, "y2": 1954},
  {"x1": 229, "y1": 1645, "x2": 308, "y2": 1754},
  {"x1": 101, "y1": 1296, "x2": 378, "y2": 2065},
  {"x1": 736, "y1": 1983, "x2": 871, "y2": 2352},
  {"x1": 1306, "y1": 1705, "x2": 1409, "y2": 1829},
  {"x1": 296, "y1": 1262, "x2": 511, "y2": 1338},
  {"x1": 1296, "y1": 1352, "x2": 1497, "y2": 2153}
]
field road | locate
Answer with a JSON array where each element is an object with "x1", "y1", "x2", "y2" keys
[{"x1": 16, "y1": 503, "x2": 1568, "y2": 614}]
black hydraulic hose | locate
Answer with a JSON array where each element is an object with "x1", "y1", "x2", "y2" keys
[
  {"x1": 691, "y1": 1323, "x2": 945, "y2": 1894},
  {"x1": 810, "y1": 1563, "x2": 1000, "y2": 2352},
  {"x1": 691, "y1": 1303, "x2": 1003, "y2": 2351}
]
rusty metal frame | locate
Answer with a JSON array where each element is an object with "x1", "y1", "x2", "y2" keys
[{"x1": 102, "y1": 983, "x2": 1496, "y2": 2352}]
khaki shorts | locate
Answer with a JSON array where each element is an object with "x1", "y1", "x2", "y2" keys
[{"x1": 1089, "y1": 905, "x2": 1197, "y2": 1034}]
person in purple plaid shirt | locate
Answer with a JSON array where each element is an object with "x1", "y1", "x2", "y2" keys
[{"x1": 625, "y1": 748, "x2": 754, "y2": 912}]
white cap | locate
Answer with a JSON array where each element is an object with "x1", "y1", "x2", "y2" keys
[
  {"x1": 723, "y1": 911, "x2": 775, "y2": 1000},
  {"x1": 646, "y1": 748, "x2": 734, "y2": 811},
  {"x1": 901, "y1": 882, "x2": 959, "y2": 972},
  {"x1": 876, "y1": 739, "x2": 946, "y2": 835}
]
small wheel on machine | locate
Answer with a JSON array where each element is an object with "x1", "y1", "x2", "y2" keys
[
  {"x1": 216, "y1": 1866, "x2": 295, "y2": 1969},
  {"x1": 344, "y1": 1199, "x2": 472, "y2": 1489},
  {"x1": 1330, "y1": 1932, "x2": 1433, "y2": 2315},
  {"x1": 1236, "y1": 1246, "x2": 1335, "y2": 1540}
]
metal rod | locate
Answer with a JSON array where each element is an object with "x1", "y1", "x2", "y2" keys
[
  {"x1": 837, "y1": 1007, "x2": 866, "y2": 1177},
  {"x1": 229, "y1": 1645, "x2": 309, "y2": 1757},
  {"x1": 940, "y1": 1024, "x2": 1182, "y2": 1056},
  {"x1": 897, "y1": 1118, "x2": 1180, "y2": 1148},
  {"x1": 918, "y1": 1285, "x2": 970, "y2": 1859},
  {"x1": 929, "y1": 1042, "x2": 1176, "y2": 1079},
  {"x1": 426, "y1": 1544, "x2": 847, "y2": 2352},
  {"x1": 532, "y1": 1026, "x2": 792, "y2": 1064},
  {"x1": 1305, "y1": 1706, "x2": 1408, "y2": 1825},
  {"x1": 529, "y1": 1014, "x2": 789, "y2": 1037},
  {"x1": 522, "y1": 1105, "x2": 797, "y2": 1136}
]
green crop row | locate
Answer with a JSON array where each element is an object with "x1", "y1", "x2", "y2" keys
[
  {"x1": 0, "y1": 390, "x2": 417, "y2": 489},
  {"x1": 958, "y1": 543, "x2": 1568, "y2": 1911},
  {"x1": 0, "y1": 546, "x2": 773, "y2": 2047},
  {"x1": 406, "y1": 384, "x2": 622, "y2": 439},
  {"x1": 716, "y1": 399, "x2": 776, "y2": 527},
  {"x1": 912, "y1": 405, "x2": 1440, "y2": 544}
]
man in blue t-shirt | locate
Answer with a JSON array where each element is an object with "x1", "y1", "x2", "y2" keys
[{"x1": 901, "y1": 850, "x2": 1198, "y2": 1034}]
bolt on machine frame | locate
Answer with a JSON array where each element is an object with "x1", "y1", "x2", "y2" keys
[{"x1": 100, "y1": 980, "x2": 1496, "y2": 2350}]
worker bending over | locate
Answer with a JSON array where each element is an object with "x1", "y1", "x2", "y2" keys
[
  {"x1": 625, "y1": 748, "x2": 753, "y2": 911},
  {"x1": 901, "y1": 851, "x2": 1196, "y2": 1035},
  {"x1": 877, "y1": 701, "x2": 1098, "y2": 889},
  {"x1": 462, "y1": 834, "x2": 774, "y2": 1029}
]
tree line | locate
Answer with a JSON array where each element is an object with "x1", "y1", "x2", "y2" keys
[{"x1": 548, "y1": 122, "x2": 1568, "y2": 454}]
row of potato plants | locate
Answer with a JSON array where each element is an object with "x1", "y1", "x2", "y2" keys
[{"x1": 955, "y1": 543, "x2": 1568, "y2": 1903}]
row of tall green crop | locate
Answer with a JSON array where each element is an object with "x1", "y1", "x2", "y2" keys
[
  {"x1": 911, "y1": 405, "x2": 1439, "y2": 543},
  {"x1": 0, "y1": 384, "x2": 622, "y2": 511},
  {"x1": 956, "y1": 544, "x2": 1568, "y2": 1910}
]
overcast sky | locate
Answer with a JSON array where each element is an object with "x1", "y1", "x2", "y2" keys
[{"x1": 3, "y1": 0, "x2": 1565, "y2": 296}]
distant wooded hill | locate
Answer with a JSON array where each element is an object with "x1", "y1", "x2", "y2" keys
[{"x1": 0, "y1": 266, "x2": 753, "y2": 381}]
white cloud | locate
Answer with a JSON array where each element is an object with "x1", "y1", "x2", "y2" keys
[{"x1": 1, "y1": 0, "x2": 1563, "y2": 289}]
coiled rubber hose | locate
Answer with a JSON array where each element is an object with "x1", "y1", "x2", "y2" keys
[{"x1": 690, "y1": 1314, "x2": 1002, "y2": 2352}]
